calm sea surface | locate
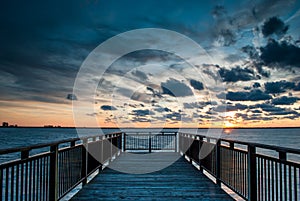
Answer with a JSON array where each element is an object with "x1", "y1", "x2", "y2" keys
[
  {"x1": 0, "y1": 127, "x2": 299, "y2": 150},
  {"x1": 0, "y1": 127, "x2": 299, "y2": 163}
]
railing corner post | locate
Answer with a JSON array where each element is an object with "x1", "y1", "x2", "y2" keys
[
  {"x1": 123, "y1": 133, "x2": 126, "y2": 152},
  {"x1": 175, "y1": 132, "x2": 178, "y2": 153},
  {"x1": 216, "y1": 140, "x2": 221, "y2": 186},
  {"x1": 49, "y1": 144, "x2": 58, "y2": 201},
  {"x1": 248, "y1": 144, "x2": 257, "y2": 201},
  {"x1": 81, "y1": 139, "x2": 88, "y2": 186},
  {"x1": 149, "y1": 132, "x2": 152, "y2": 153}
]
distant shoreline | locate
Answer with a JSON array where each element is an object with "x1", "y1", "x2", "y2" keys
[{"x1": 1, "y1": 126, "x2": 300, "y2": 129}]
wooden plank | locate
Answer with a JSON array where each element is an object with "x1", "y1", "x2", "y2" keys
[{"x1": 72, "y1": 153, "x2": 233, "y2": 201}]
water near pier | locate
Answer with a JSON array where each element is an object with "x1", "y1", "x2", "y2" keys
[{"x1": 0, "y1": 127, "x2": 299, "y2": 150}]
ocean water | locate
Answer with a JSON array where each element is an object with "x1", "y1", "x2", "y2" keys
[
  {"x1": 0, "y1": 127, "x2": 299, "y2": 162},
  {"x1": 0, "y1": 127, "x2": 299, "y2": 149}
]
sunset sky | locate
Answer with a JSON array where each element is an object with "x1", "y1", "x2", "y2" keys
[{"x1": 1, "y1": 0, "x2": 300, "y2": 128}]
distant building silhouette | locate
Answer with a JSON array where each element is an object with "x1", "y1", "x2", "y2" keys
[{"x1": 2, "y1": 122, "x2": 9, "y2": 127}]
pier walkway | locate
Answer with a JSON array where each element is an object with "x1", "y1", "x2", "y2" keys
[{"x1": 71, "y1": 153, "x2": 233, "y2": 200}]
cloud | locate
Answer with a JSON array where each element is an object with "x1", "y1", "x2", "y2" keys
[
  {"x1": 215, "y1": 29, "x2": 237, "y2": 46},
  {"x1": 131, "y1": 70, "x2": 148, "y2": 80},
  {"x1": 241, "y1": 46, "x2": 270, "y2": 78},
  {"x1": 154, "y1": 106, "x2": 172, "y2": 113},
  {"x1": 250, "y1": 103, "x2": 285, "y2": 112},
  {"x1": 100, "y1": 105, "x2": 117, "y2": 111},
  {"x1": 218, "y1": 89, "x2": 272, "y2": 101},
  {"x1": 131, "y1": 109, "x2": 155, "y2": 116},
  {"x1": 66, "y1": 93, "x2": 77, "y2": 101},
  {"x1": 161, "y1": 78, "x2": 193, "y2": 97},
  {"x1": 218, "y1": 66, "x2": 256, "y2": 82},
  {"x1": 269, "y1": 110, "x2": 299, "y2": 116},
  {"x1": 295, "y1": 83, "x2": 300, "y2": 91},
  {"x1": 260, "y1": 39, "x2": 300, "y2": 67},
  {"x1": 264, "y1": 80, "x2": 295, "y2": 94},
  {"x1": 271, "y1": 96, "x2": 298, "y2": 105},
  {"x1": 212, "y1": 103, "x2": 248, "y2": 112},
  {"x1": 210, "y1": 0, "x2": 295, "y2": 46},
  {"x1": 253, "y1": 82, "x2": 261, "y2": 88},
  {"x1": 242, "y1": 45, "x2": 259, "y2": 60},
  {"x1": 190, "y1": 79, "x2": 204, "y2": 91},
  {"x1": 251, "y1": 109, "x2": 262, "y2": 113},
  {"x1": 165, "y1": 112, "x2": 181, "y2": 121},
  {"x1": 261, "y1": 17, "x2": 289, "y2": 37}
]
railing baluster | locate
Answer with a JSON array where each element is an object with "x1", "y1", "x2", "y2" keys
[
  {"x1": 0, "y1": 169, "x2": 2, "y2": 200},
  {"x1": 49, "y1": 145, "x2": 58, "y2": 201},
  {"x1": 294, "y1": 167, "x2": 297, "y2": 201},
  {"x1": 216, "y1": 140, "x2": 221, "y2": 186},
  {"x1": 81, "y1": 140, "x2": 87, "y2": 186},
  {"x1": 248, "y1": 145, "x2": 257, "y2": 201}
]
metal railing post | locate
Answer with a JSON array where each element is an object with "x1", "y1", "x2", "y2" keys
[
  {"x1": 175, "y1": 132, "x2": 178, "y2": 152},
  {"x1": 199, "y1": 136, "x2": 203, "y2": 171},
  {"x1": 149, "y1": 133, "x2": 152, "y2": 153},
  {"x1": 49, "y1": 145, "x2": 58, "y2": 201},
  {"x1": 216, "y1": 140, "x2": 221, "y2": 186},
  {"x1": 248, "y1": 145, "x2": 257, "y2": 201},
  {"x1": 81, "y1": 139, "x2": 87, "y2": 186},
  {"x1": 123, "y1": 133, "x2": 126, "y2": 152}
]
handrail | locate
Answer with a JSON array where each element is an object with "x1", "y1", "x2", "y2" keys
[
  {"x1": 178, "y1": 132, "x2": 300, "y2": 201},
  {"x1": 0, "y1": 132, "x2": 123, "y2": 201},
  {"x1": 0, "y1": 132, "x2": 123, "y2": 155}
]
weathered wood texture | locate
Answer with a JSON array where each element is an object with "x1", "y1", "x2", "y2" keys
[{"x1": 71, "y1": 153, "x2": 233, "y2": 201}]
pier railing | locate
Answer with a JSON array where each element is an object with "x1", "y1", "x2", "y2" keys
[
  {"x1": 179, "y1": 132, "x2": 300, "y2": 201},
  {"x1": 0, "y1": 132, "x2": 122, "y2": 201},
  {"x1": 1, "y1": 131, "x2": 299, "y2": 201},
  {"x1": 123, "y1": 132, "x2": 177, "y2": 152}
]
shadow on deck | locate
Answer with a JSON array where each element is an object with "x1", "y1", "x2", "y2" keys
[{"x1": 71, "y1": 153, "x2": 233, "y2": 201}]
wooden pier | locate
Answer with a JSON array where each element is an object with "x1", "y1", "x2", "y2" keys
[
  {"x1": 0, "y1": 131, "x2": 299, "y2": 201},
  {"x1": 71, "y1": 152, "x2": 233, "y2": 200}
]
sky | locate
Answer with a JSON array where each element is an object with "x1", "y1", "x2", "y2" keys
[{"x1": 1, "y1": 0, "x2": 300, "y2": 128}]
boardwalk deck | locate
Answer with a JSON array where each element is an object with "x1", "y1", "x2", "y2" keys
[{"x1": 71, "y1": 153, "x2": 233, "y2": 201}]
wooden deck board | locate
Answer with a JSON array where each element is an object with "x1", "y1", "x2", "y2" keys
[{"x1": 71, "y1": 153, "x2": 233, "y2": 201}]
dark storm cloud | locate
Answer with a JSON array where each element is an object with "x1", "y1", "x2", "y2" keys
[
  {"x1": 260, "y1": 39, "x2": 300, "y2": 67},
  {"x1": 66, "y1": 94, "x2": 77, "y2": 101},
  {"x1": 218, "y1": 89, "x2": 272, "y2": 101},
  {"x1": 241, "y1": 45, "x2": 259, "y2": 60},
  {"x1": 271, "y1": 96, "x2": 298, "y2": 105},
  {"x1": 131, "y1": 109, "x2": 155, "y2": 116},
  {"x1": 264, "y1": 80, "x2": 295, "y2": 94},
  {"x1": 212, "y1": 103, "x2": 248, "y2": 112},
  {"x1": 183, "y1": 102, "x2": 202, "y2": 109},
  {"x1": 210, "y1": 0, "x2": 295, "y2": 46},
  {"x1": 218, "y1": 66, "x2": 256, "y2": 82},
  {"x1": 165, "y1": 112, "x2": 181, "y2": 121},
  {"x1": 1, "y1": 0, "x2": 299, "y2": 111},
  {"x1": 146, "y1": 86, "x2": 163, "y2": 98},
  {"x1": 190, "y1": 80, "x2": 204, "y2": 91},
  {"x1": 269, "y1": 110, "x2": 299, "y2": 116},
  {"x1": 261, "y1": 17, "x2": 289, "y2": 37},
  {"x1": 153, "y1": 106, "x2": 172, "y2": 113},
  {"x1": 101, "y1": 105, "x2": 117, "y2": 111},
  {"x1": 249, "y1": 103, "x2": 286, "y2": 113},
  {"x1": 161, "y1": 79, "x2": 193, "y2": 97},
  {"x1": 241, "y1": 46, "x2": 270, "y2": 78},
  {"x1": 132, "y1": 70, "x2": 148, "y2": 80},
  {"x1": 253, "y1": 82, "x2": 261, "y2": 88},
  {"x1": 251, "y1": 109, "x2": 262, "y2": 113},
  {"x1": 295, "y1": 83, "x2": 300, "y2": 91}
]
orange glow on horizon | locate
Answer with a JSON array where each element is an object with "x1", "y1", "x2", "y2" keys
[{"x1": 1, "y1": 100, "x2": 300, "y2": 128}]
